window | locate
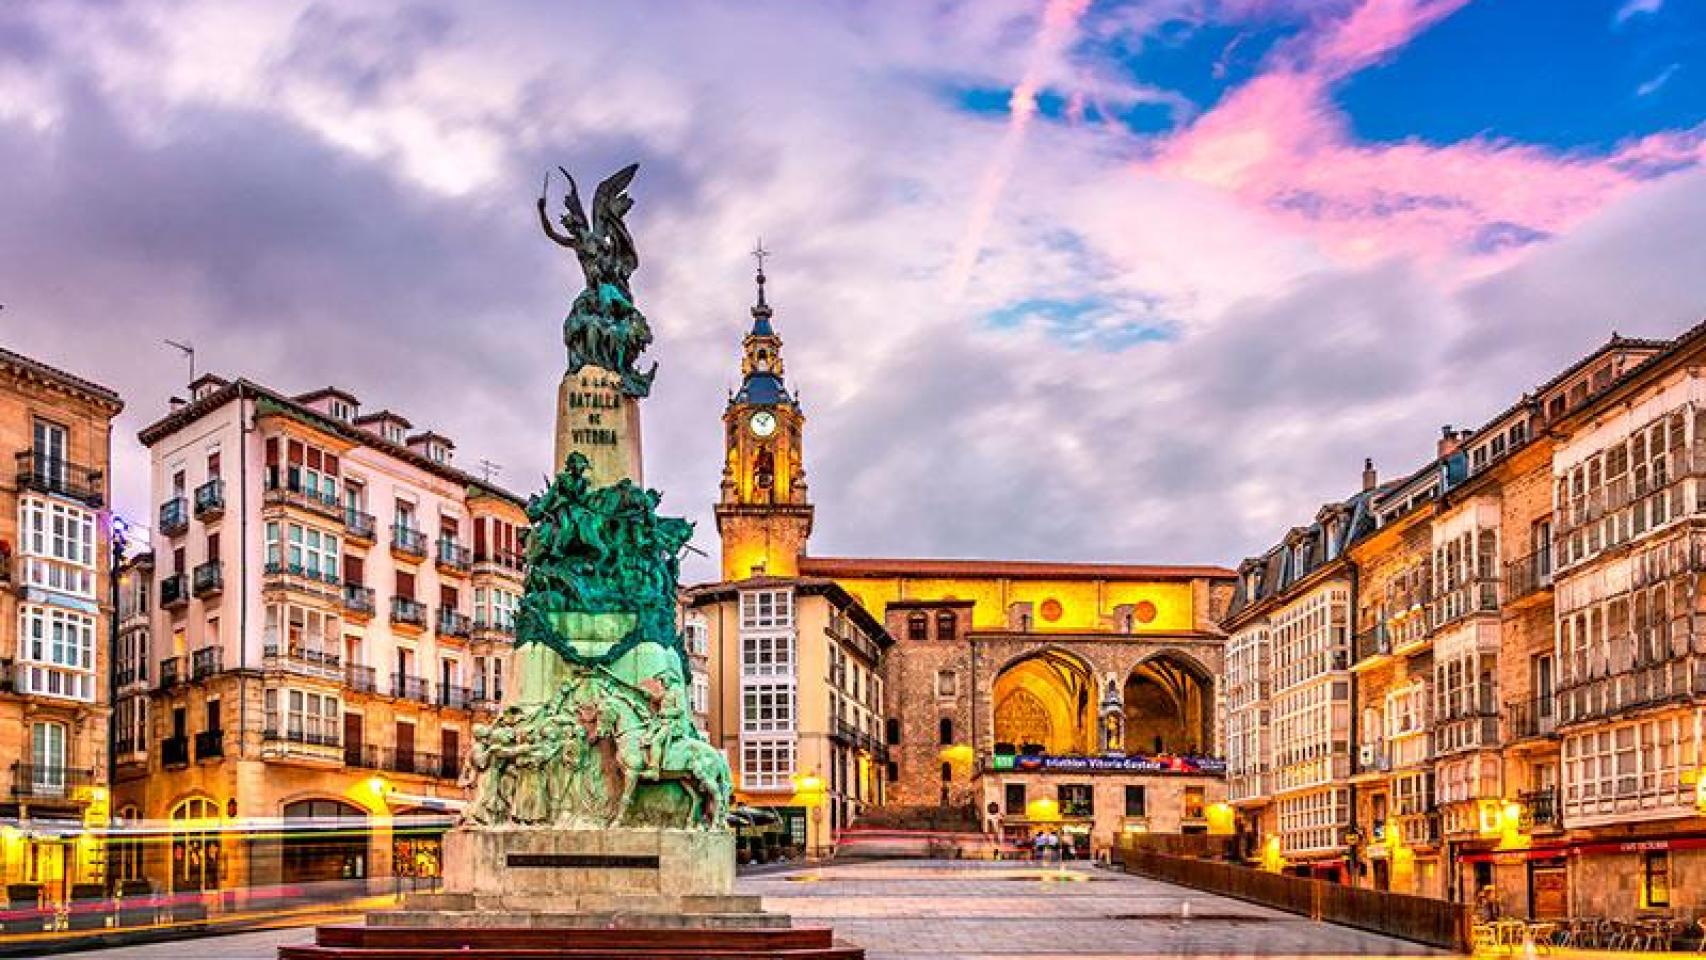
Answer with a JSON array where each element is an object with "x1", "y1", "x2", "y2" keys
[
  {"x1": 1644, "y1": 851, "x2": 1671, "y2": 908},
  {"x1": 936, "y1": 670, "x2": 957, "y2": 699},
  {"x1": 742, "y1": 683, "x2": 795, "y2": 733},
  {"x1": 907, "y1": 612, "x2": 928, "y2": 641},
  {"x1": 938, "y1": 716, "x2": 954, "y2": 745},
  {"x1": 1184, "y1": 786, "x2": 1206, "y2": 820},
  {"x1": 265, "y1": 602, "x2": 340, "y2": 660},
  {"x1": 264, "y1": 687, "x2": 340, "y2": 742},
  {"x1": 30, "y1": 722, "x2": 68, "y2": 792},
  {"x1": 1058, "y1": 784, "x2": 1093, "y2": 817},
  {"x1": 329, "y1": 399, "x2": 354, "y2": 422},
  {"x1": 740, "y1": 738, "x2": 794, "y2": 790},
  {"x1": 741, "y1": 633, "x2": 794, "y2": 677},
  {"x1": 940, "y1": 761, "x2": 953, "y2": 782},
  {"x1": 691, "y1": 673, "x2": 709, "y2": 715},
  {"x1": 935, "y1": 609, "x2": 956, "y2": 639},
  {"x1": 885, "y1": 717, "x2": 900, "y2": 745},
  {"x1": 265, "y1": 521, "x2": 340, "y2": 580},
  {"x1": 18, "y1": 604, "x2": 97, "y2": 701},
  {"x1": 740, "y1": 589, "x2": 793, "y2": 629},
  {"x1": 1125, "y1": 785, "x2": 1148, "y2": 817},
  {"x1": 33, "y1": 418, "x2": 68, "y2": 474},
  {"x1": 1005, "y1": 783, "x2": 1027, "y2": 814},
  {"x1": 18, "y1": 496, "x2": 97, "y2": 598}
]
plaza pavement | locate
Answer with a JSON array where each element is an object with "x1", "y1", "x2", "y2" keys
[{"x1": 59, "y1": 858, "x2": 1454, "y2": 959}]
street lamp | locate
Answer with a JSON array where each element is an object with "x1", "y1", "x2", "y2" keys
[{"x1": 793, "y1": 771, "x2": 826, "y2": 860}]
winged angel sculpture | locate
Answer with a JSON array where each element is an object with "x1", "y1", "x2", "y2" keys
[{"x1": 538, "y1": 163, "x2": 657, "y2": 397}]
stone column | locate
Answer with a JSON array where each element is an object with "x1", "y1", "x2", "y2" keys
[{"x1": 554, "y1": 366, "x2": 642, "y2": 487}]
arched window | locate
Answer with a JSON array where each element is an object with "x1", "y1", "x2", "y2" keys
[
  {"x1": 171, "y1": 796, "x2": 222, "y2": 891},
  {"x1": 938, "y1": 716, "x2": 954, "y2": 745},
  {"x1": 935, "y1": 609, "x2": 956, "y2": 639},
  {"x1": 907, "y1": 612, "x2": 928, "y2": 642}
]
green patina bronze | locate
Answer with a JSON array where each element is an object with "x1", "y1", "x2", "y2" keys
[{"x1": 464, "y1": 164, "x2": 732, "y2": 831}]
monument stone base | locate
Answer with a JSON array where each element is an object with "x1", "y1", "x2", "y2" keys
[{"x1": 380, "y1": 825, "x2": 783, "y2": 929}]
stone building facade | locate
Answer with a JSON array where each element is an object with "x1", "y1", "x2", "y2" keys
[
  {"x1": 0, "y1": 347, "x2": 123, "y2": 905},
  {"x1": 113, "y1": 374, "x2": 525, "y2": 899}
]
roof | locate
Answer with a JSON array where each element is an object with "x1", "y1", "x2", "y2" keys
[
  {"x1": 136, "y1": 377, "x2": 522, "y2": 508},
  {"x1": 406, "y1": 430, "x2": 455, "y2": 448},
  {"x1": 296, "y1": 386, "x2": 360, "y2": 405},
  {"x1": 800, "y1": 556, "x2": 1234, "y2": 582},
  {"x1": 1222, "y1": 484, "x2": 1381, "y2": 624},
  {"x1": 684, "y1": 575, "x2": 894, "y2": 650},
  {"x1": 0, "y1": 346, "x2": 124, "y2": 412},
  {"x1": 354, "y1": 409, "x2": 413, "y2": 429},
  {"x1": 735, "y1": 371, "x2": 791, "y2": 405}
]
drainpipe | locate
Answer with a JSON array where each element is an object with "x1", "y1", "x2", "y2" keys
[{"x1": 238, "y1": 384, "x2": 250, "y2": 760}]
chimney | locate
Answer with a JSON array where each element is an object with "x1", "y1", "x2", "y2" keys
[
  {"x1": 1362, "y1": 458, "x2": 1377, "y2": 492},
  {"x1": 1437, "y1": 425, "x2": 1461, "y2": 459},
  {"x1": 169, "y1": 396, "x2": 187, "y2": 410}
]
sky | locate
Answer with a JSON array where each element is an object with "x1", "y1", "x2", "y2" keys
[{"x1": 3, "y1": 0, "x2": 1706, "y2": 582}]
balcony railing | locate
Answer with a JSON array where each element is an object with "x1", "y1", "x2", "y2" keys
[
  {"x1": 1558, "y1": 655, "x2": 1705, "y2": 726},
  {"x1": 344, "y1": 664, "x2": 377, "y2": 694},
  {"x1": 473, "y1": 615, "x2": 516, "y2": 639},
  {"x1": 261, "y1": 727, "x2": 340, "y2": 748},
  {"x1": 9, "y1": 762, "x2": 97, "y2": 799},
  {"x1": 1504, "y1": 546, "x2": 1553, "y2": 603},
  {"x1": 191, "y1": 645, "x2": 222, "y2": 680},
  {"x1": 15, "y1": 451, "x2": 105, "y2": 506},
  {"x1": 192, "y1": 559, "x2": 224, "y2": 597},
  {"x1": 193, "y1": 477, "x2": 225, "y2": 518},
  {"x1": 437, "y1": 608, "x2": 471, "y2": 639},
  {"x1": 345, "y1": 745, "x2": 452, "y2": 778},
  {"x1": 159, "y1": 656, "x2": 184, "y2": 689},
  {"x1": 438, "y1": 683, "x2": 472, "y2": 711},
  {"x1": 161, "y1": 735, "x2": 190, "y2": 767},
  {"x1": 391, "y1": 524, "x2": 427, "y2": 558},
  {"x1": 160, "y1": 572, "x2": 189, "y2": 608},
  {"x1": 436, "y1": 539, "x2": 472, "y2": 573},
  {"x1": 342, "y1": 583, "x2": 376, "y2": 617},
  {"x1": 1520, "y1": 787, "x2": 1559, "y2": 829},
  {"x1": 1429, "y1": 577, "x2": 1500, "y2": 629},
  {"x1": 471, "y1": 686, "x2": 503, "y2": 712},
  {"x1": 1354, "y1": 624, "x2": 1391, "y2": 663},
  {"x1": 344, "y1": 508, "x2": 377, "y2": 542},
  {"x1": 392, "y1": 672, "x2": 431, "y2": 703},
  {"x1": 194, "y1": 729, "x2": 224, "y2": 760},
  {"x1": 1505, "y1": 696, "x2": 1557, "y2": 741},
  {"x1": 473, "y1": 548, "x2": 525, "y2": 576},
  {"x1": 262, "y1": 643, "x2": 342, "y2": 680},
  {"x1": 262, "y1": 468, "x2": 343, "y2": 520},
  {"x1": 158, "y1": 496, "x2": 189, "y2": 536},
  {"x1": 391, "y1": 596, "x2": 427, "y2": 628}
]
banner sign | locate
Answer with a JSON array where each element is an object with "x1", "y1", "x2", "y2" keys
[{"x1": 991, "y1": 753, "x2": 1227, "y2": 776}]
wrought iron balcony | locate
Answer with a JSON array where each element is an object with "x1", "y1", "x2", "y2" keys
[
  {"x1": 438, "y1": 683, "x2": 472, "y2": 711},
  {"x1": 194, "y1": 729, "x2": 224, "y2": 760},
  {"x1": 1505, "y1": 546, "x2": 1554, "y2": 603},
  {"x1": 261, "y1": 727, "x2": 340, "y2": 748},
  {"x1": 158, "y1": 656, "x2": 184, "y2": 689},
  {"x1": 158, "y1": 496, "x2": 189, "y2": 536},
  {"x1": 345, "y1": 663, "x2": 378, "y2": 693},
  {"x1": 342, "y1": 583, "x2": 376, "y2": 617},
  {"x1": 436, "y1": 538, "x2": 472, "y2": 573},
  {"x1": 473, "y1": 547, "x2": 525, "y2": 577},
  {"x1": 191, "y1": 645, "x2": 222, "y2": 680},
  {"x1": 473, "y1": 615, "x2": 515, "y2": 639},
  {"x1": 391, "y1": 596, "x2": 427, "y2": 628},
  {"x1": 193, "y1": 477, "x2": 225, "y2": 519},
  {"x1": 9, "y1": 762, "x2": 97, "y2": 799},
  {"x1": 392, "y1": 672, "x2": 431, "y2": 703},
  {"x1": 15, "y1": 451, "x2": 104, "y2": 507},
  {"x1": 160, "y1": 573, "x2": 189, "y2": 609},
  {"x1": 161, "y1": 735, "x2": 190, "y2": 767},
  {"x1": 437, "y1": 608, "x2": 471, "y2": 639},
  {"x1": 192, "y1": 560, "x2": 224, "y2": 597},
  {"x1": 1520, "y1": 787, "x2": 1559, "y2": 829},
  {"x1": 343, "y1": 507, "x2": 376, "y2": 542},
  {"x1": 471, "y1": 686, "x2": 503, "y2": 712},
  {"x1": 391, "y1": 524, "x2": 427, "y2": 558}
]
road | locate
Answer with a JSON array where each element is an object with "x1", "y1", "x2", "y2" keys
[{"x1": 60, "y1": 860, "x2": 1448, "y2": 959}]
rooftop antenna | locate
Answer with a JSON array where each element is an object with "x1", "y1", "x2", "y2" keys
[
  {"x1": 477, "y1": 459, "x2": 503, "y2": 484},
  {"x1": 164, "y1": 338, "x2": 196, "y2": 384}
]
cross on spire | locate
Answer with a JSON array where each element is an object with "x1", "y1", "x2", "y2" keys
[{"x1": 747, "y1": 237, "x2": 774, "y2": 318}]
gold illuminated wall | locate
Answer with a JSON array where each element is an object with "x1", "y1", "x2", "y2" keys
[{"x1": 833, "y1": 576, "x2": 1196, "y2": 634}]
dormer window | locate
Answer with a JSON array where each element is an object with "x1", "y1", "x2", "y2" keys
[
  {"x1": 329, "y1": 399, "x2": 354, "y2": 422},
  {"x1": 384, "y1": 424, "x2": 404, "y2": 445},
  {"x1": 193, "y1": 382, "x2": 218, "y2": 401},
  {"x1": 429, "y1": 442, "x2": 449, "y2": 464}
]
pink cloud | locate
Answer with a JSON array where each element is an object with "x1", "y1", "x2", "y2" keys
[{"x1": 1146, "y1": 0, "x2": 1706, "y2": 265}]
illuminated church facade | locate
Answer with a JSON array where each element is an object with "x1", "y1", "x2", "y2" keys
[{"x1": 688, "y1": 265, "x2": 1238, "y2": 857}]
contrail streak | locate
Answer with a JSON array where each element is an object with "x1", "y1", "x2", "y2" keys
[{"x1": 945, "y1": 0, "x2": 1091, "y2": 301}]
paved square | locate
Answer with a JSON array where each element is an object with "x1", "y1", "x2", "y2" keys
[{"x1": 60, "y1": 860, "x2": 1453, "y2": 959}]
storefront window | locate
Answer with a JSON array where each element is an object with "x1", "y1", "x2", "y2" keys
[{"x1": 1643, "y1": 850, "x2": 1670, "y2": 908}]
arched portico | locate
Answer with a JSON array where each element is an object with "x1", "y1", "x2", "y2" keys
[{"x1": 991, "y1": 648, "x2": 1096, "y2": 754}]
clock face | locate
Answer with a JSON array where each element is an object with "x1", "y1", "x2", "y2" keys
[{"x1": 749, "y1": 410, "x2": 778, "y2": 438}]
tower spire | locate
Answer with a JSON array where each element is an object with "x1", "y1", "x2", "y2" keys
[{"x1": 749, "y1": 238, "x2": 774, "y2": 333}]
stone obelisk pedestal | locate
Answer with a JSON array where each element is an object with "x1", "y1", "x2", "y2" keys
[{"x1": 555, "y1": 366, "x2": 643, "y2": 486}]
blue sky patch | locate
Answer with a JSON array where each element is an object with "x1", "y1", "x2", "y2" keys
[{"x1": 983, "y1": 296, "x2": 1174, "y2": 351}]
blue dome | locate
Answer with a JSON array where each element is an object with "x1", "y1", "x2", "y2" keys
[{"x1": 735, "y1": 372, "x2": 791, "y2": 405}]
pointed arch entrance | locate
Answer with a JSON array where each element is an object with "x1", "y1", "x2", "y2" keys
[
  {"x1": 992, "y1": 648, "x2": 1095, "y2": 755},
  {"x1": 1123, "y1": 652, "x2": 1214, "y2": 755}
]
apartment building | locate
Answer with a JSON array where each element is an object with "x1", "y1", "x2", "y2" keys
[
  {"x1": 114, "y1": 375, "x2": 525, "y2": 897},
  {"x1": 0, "y1": 347, "x2": 124, "y2": 905},
  {"x1": 1221, "y1": 481, "x2": 1377, "y2": 880}
]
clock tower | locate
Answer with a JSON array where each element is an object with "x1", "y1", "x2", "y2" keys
[{"x1": 715, "y1": 254, "x2": 813, "y2": 581}]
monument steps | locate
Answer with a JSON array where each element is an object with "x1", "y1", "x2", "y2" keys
[{"x1": 278, "y1": 923, "x2": 863, "y2": 959}]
